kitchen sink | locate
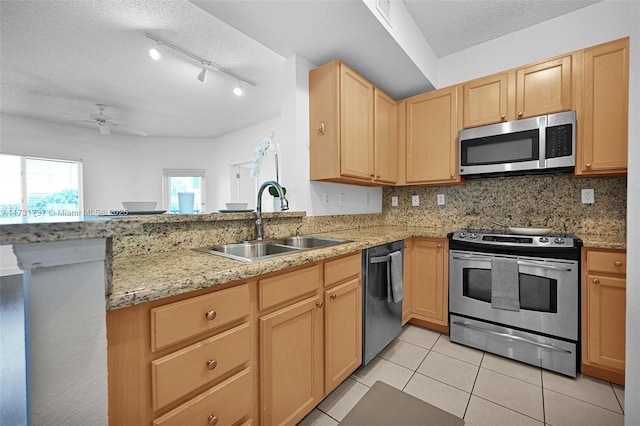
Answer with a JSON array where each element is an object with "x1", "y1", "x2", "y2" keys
[
  {"x1": 270, "y1": 236, "x2": 347, "y2": 249},
  {"x1": 194, "y1": 236, "x2": 349, "y2": 262}
]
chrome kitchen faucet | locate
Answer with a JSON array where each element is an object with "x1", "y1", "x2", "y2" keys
[{"x1": 255, "y1": 180, "x2": 289, "y2": 240}]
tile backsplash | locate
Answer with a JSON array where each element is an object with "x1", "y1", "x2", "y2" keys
[{"x1": 382, "y1": 174, "x2": 626, "y2": 235}]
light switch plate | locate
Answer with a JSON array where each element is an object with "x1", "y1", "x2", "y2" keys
[
  {"x1": 339, "y1": 193, "x2": 345, "y2": 207},
  {"x1": 365, "y1": 193, "x2": 370, "y2": 206},
  {"x1": 412, "y1": 195, "x2": 419, "y2": 206},
  {"x1": 391, "y1": 196, "x2": 398, "y2": 207},
  {"x1": 437, "y1": 194, "x2": 445, "y2": 206},
  {"x1": 581, "y1": 188, "x2": 594, "y2": 204},
  {"x1": 323, "y1": 193, "x2": 329, "y2": 205}
]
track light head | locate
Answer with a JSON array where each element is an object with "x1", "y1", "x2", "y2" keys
[
  {"x1": 149, "y1": 40, "x2": 162, "y2": 61},
  {"x1": 233, "y1": 80, "x2": 243, "y2": 96},
  {"x1": 197, "y1": 63, "x2": 207, "y2": 83}
]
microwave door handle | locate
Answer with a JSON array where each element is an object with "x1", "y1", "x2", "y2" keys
[{"x1": 539, "y1": 115, "x2": 546, "y2": 168}]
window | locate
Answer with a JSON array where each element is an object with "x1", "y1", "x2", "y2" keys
[
  {"x1": 162, "y1": 169, "x2": 205, "y2": 214},
  {"x1": 0, "y1": 154, "x2": 82, "y2": 218}
]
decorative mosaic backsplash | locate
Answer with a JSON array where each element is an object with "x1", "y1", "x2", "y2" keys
[{"x1": 382, "y1": 174, "x2": 627, "y2": 235}]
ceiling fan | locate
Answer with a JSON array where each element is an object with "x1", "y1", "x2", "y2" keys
[{"x1": 59, "y1": 104, "x2": 148, "y2": 136}]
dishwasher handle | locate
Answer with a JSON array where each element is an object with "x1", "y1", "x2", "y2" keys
[{"x1": 370, "y1": 255, "x2": 391, "y2": 264}]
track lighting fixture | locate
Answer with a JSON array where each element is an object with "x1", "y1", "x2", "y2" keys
[
  {"x1": 197, "y1": 62, "x2": 207, "y2": 83},
  {"x1": 145, "y1": 33, "x2": 256, "y2": 93}
]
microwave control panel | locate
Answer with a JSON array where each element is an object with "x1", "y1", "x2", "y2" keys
[{"x1": 546, "y1": 124, "x2": 573, "y2": 158}]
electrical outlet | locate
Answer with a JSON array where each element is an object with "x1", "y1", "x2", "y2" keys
[
  {"x1": 323, "y1": 192, "x2": 329, "y2": 205},
  {"x1": 582, "y1": 188, "x2": 595, "y2": 204},
  {"x1": 391, "y1": 196, "x2": 398, "y2": 207},
  {"x1": 339, "y1": 193, "x2": 345, "y2": 207},
  {"x1": 365, "y1": 193, "x2": 370, "y2": 206},
  {"x1": 437, "y1": 194, "x2": 445, "y2": 206},
  {"x1": 412, "y1": 195, "x2": 419, "y2": 206}
]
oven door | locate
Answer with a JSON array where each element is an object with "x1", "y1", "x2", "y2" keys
[{"x1": 449, "y1": 250, "x2": 578, "y2": 341}]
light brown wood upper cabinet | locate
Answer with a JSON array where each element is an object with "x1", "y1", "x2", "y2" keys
[
  {"x1": 309, "y1": 59, "x2": 397, "y2": 185},
  {"x1": 405, "y1": 86, "x2": 462, "y2": 185},
  {"x1": 462, "y1": 55, "x2": 572, "y2": 128},
  {"x1": 515, "y1": 54, "x2": 573, "y2": 119},
  {"x1": 576, "y1": 37, "x2": 629, "y2": 176},
  {"x1": 463, "y1": 72, "x2": 511, "y2": 128}
]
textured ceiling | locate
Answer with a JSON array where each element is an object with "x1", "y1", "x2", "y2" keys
[
  {"x1": 0, "y1": 0, "x2": 602, "y2": 139},
  {"x1": 404, "y1": 0, "x2": 602, "y2": 58}
]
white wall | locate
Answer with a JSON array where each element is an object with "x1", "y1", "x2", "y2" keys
[{"x1": 437, "y1": 1, "x2": 639, "y2": 421}]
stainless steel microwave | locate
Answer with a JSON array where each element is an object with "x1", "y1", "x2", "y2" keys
[{"x1": 458, "y1": 110, "x2": 576, "y2": 178}]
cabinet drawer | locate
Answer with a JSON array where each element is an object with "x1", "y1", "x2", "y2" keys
[
  {"x1": 152, "y1": 322, "x2": 251, "y2": 410},
  {"x1": 325, "y1": 252, "x2": 361, "y2": 288},
  {"x1": 151, "y1": 283, "x2": 250, "y2": 351},
  {"x1": 587, "y1": 250, "x2": 626, "y2": 275},
  {"x1": 259, "y1": 265, "x2": 321, "y2": 311},
  {"x1": 153, "y1": 367, "x2": 252, "y2": 426}
]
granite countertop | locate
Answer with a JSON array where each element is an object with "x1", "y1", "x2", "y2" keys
[
  {"x1": 576, "y1": 233, "x2": 626, "y2": 250},
  {"x1": 109, "y1": 225, "x2": 448, "y2": 310}
]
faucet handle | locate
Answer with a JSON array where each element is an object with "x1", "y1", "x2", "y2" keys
[{"x1": 295, "y1": 223, "x2": 303, "y2": 236}]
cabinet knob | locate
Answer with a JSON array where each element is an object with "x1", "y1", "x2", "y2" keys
[
  {"x1": 585, "y1": 163, "x2": 592, "y2": 169},
  {"x1": 614, "y1": 261, "x2": 623, "y2": 267},
  {"x1": 437, "y1": 243, "x2": 443, "y2": 248},
  {"x1": 318, "y1": 122, "x2": 325, "y2": 135},
  {"x1": 316, "y1": 301, "x2": 323, "y2": 308},
  {"x1": 330, "y1": 293, "x2": 337, "y2": 299},
  {"x1": 592, "y1": 278, "x2": 600, "y2": 284},
  {"x1": 208, "y1": 415, "x2": 219, "y2": 426},
  {"x1": 207, "y1": 359, "x2": 218, "y2": 370},
  {"x1": 376, "y1": 175, "x2": 381, "y2": 179},
  {"x1": 500, "y1": 114, "x2": 506, "y2": 119},
  {"x1": 518, "y1": 111, "x2": 523, "y2": 117},
  {"x1": 205, "y1": 310, "x2": 217, "y2": 321}
]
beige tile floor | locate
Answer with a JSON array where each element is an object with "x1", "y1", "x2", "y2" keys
[{"x1": 299, "y1": 324, "x2": 625, "y2": 426}]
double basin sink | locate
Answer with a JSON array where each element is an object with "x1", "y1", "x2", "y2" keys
[{"x1": 194, "y1": 236, "x2": 349, "y2": 262}]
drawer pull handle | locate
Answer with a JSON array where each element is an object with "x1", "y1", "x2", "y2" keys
[
  {"x1": 207, "y1": 359, "x2": 218, "y2": 370},
  {"x1": 593, "y1": 278, "x2": 600, "y2": 284},
  {"x1": 330, "y1": 293, "x2": 337, "y2": 299},
  {"x1": 205, "y1": 310, "x2": 217, "y2": 321},
  {"x1": 614, "y1": 261, "x2": 622, "y2": 267},
  {"x1": 208, "y1": 414, "x2": 219, "y2": 426}
]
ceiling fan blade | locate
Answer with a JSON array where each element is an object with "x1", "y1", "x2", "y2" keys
[
  {"x1": 112, "y1": 124, "x2": 148, "y2": 137},
  {"x1": 97, "y1": 122, "x2": 111, "y2": 135}
]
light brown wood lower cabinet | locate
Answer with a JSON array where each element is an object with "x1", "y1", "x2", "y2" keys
[
  {"x1": 107, "y1": 282, "x2": 254, "y2": 425},
  {"x1": 405, "y1": 237, "x2": 449, "y2": 333},
  {"x1": 402, "y1": 238, "x2": 414, "y2": 324},
  {"x1": 581, "y1": 248, "x2": 627, "y2": 385},
  {"x1": 259, "y1": 296, "x2": 324, "y2": 426}
]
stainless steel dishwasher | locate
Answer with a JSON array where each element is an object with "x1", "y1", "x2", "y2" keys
[{"x1": 362, "y1": 240, "x2": 404, "y2": 365}]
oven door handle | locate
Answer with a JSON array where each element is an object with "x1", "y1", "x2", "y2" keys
[
  {"x1": 453, "y1": 321, "x2": 572, "y2": 353},
  {"x1": 451, "y1": 256, "x2": 572, "y2": 272}
]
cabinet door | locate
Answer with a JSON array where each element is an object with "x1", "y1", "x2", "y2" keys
[
  {"x1": 374, "y1": 88, "x2": 398, "y2": 184},
  {"x1": 515, "y1": 55, "x2": 572, "y2": 119},
  {"x1": 577, "y1": 38, "x2": 629, "y2": 175},
  {"x1": 412, "y1": 239, "x2": 448, "y2": 326},
  {"x1": 324, "y1": 278, "x2": 362, "y2": 393},
  {"x1": 463, "y1": 72, "x2": 510, "y2": 128},
  {"x1": 584, "y1": 274, "x2": 626, "y2": 372},
  {"x1": 340, "y1": 64, "x2": 374, "y2": 181},
  {"x1": 259, "y1": 296, "x2": 323, "y2": 426},
  {"x1": 405, "y1": 87, "x2": 460, "y2": 185},
  {"x1": 402, "y1": 238, "x2": 413, "y2": 324}
]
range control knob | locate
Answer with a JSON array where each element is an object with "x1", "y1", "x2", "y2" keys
[
  {"x1": 458, "y1": 232, "x2": 466, "y2": 239},
  {"x1": 539, "y1": 237, "x2": 549, "y2": 243},
  {"x1": 554, "y1": 237, "x2": 565, "y2": 244},
  {"x1": 469, "y1": 233, "x2": 478, "y2": 239}
]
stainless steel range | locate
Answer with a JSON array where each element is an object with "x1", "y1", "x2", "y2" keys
[{"x1": 448, "y1": 229, "x2": 582, "y2": 377}]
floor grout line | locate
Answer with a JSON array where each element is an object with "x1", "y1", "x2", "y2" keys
[{"x1": 462, "y1": 351, "x2": 485, "y2": 420}]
